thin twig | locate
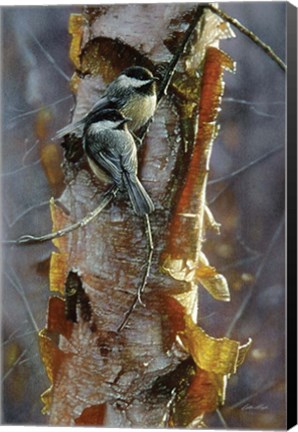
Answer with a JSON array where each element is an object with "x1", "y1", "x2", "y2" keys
[
  {"x1": 209, "y1": 146, "x2": 283, "y2": 185},
  {"x1": 226, "y1": 215, "x2": 285, "y2": 337},
  {"x1": 27, "y1": 28, "x2": 70, "y2": 81},
  {"x1": 139, "y1": 5, "x2": 205, "y2": 141},
  {"x1": 3, "y1": 185, "x2": 118, "y2": 245},
  {"x1": 219, "y1": 254, "x2": 261, "y2": 273},
  {"x1": 208, "y1": 146, "x2": 283, "y2": 207},
  {"x1": 208, "y1": 182, "x2": 231, "y2": 205},
  {"x1": 223, "y1": 97, "x2": 285, "y2": 118},
  {"x1": 157, "y1": 5, "x2": 205, "y2": 100},
  {"x1": 8, "y1": 95, "x2": 72, "y2": 125},
  {"x1": 4, "y1": 271, "x2": 39, "y2": 333},
  {"x1": 160, "y1": 388, "x2": 177, "y2": 427},
  {"x1": 2, "y1": 349, "x2": 28, "y2": 383},
  {"x1": 207, "y1": 4, "x2": 286, "y2": 72},
  {"x1": 2, "y1": 329, "x2": 38, "y2": 347},
  {"x1": 1, "y1": 159, "x2": 41, "y2": 178},
  {"x1": 7, "y1": 199, "x2": 53, "y2": 229},
  {"x1": 223, "y1": 97, "x2": 285, "y2": 106},
  {"x1": 216, "y1": 409, "x2": 229, "y2": 429},
  {"x1": 117, "y1": 214, "x2": 154, "y2": 332},
  {"x1": 229, "y1": 380, "x2": 276, "y2": 410},
  {"x1": 137, "y1": 214, "x2": 154, "y2": 304}
]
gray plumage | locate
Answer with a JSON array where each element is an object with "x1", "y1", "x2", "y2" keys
[
  {"x1": 55, "y1": 66, "x2": 158, "y2": 140},
  {"x1": 83, "y1": 109, "x2": 154, "y2": 216}
]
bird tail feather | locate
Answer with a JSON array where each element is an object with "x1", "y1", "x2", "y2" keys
[
  {"x1": 53, "y1": 120, "x2": 84, "y2": 140},
  {"x1": 123, "y1": 173, "x2": 154, "y2": 216}
]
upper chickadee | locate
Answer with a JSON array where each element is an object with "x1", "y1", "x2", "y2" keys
[
  {"x1": 83, "y1": 108, "x2": 155, "y2": 216},
  {"x1": 55, "y1": 66, "x2": 159, "y2": 140}
]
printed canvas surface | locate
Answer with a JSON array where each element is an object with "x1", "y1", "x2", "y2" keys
[{"x1": 1, "y1": 3, "x2": 286, "y2": 429}]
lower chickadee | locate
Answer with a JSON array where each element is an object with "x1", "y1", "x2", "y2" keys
[
  {"x1": 83, "y1": 108, "x2": 155, "y2": 216},
  {"x1": 55, "y1": 66, "x2": 158, "y2": 140}
]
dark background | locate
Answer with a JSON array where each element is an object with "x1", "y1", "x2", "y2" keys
[{"x1": 1, "y1": 3, "x2": 286, "y2": 428}]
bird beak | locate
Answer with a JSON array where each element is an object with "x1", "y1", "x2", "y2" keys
[{"x1": 151, "y1": 76, "x2": 159, "y2": 82}]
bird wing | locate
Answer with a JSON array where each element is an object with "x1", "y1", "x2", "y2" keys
[
  {"x1": 85, "y1": 96, "x2": 119, "y2": 123},
  {"x1": 97, "y1": 150, "x2": 123, "y2": 184},
  {"x1": 85, "y1": 140, "x2": 123, "y2": 185},
  {"x1": 119, "y1": 137, "x2": 138, "y2": 177},
  {"x1": 53, "y1": 118, "x2": 85, "y2": 140},
  {"x1": 53, "y1": 96, "x2": 120, "y2": 140}
]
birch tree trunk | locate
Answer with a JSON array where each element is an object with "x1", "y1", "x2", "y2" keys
[{"x1": 38, "y1": 4, "x2": 251, "y2": 427}]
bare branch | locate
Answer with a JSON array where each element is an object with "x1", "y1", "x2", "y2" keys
[
  {"x1": 5, "y1": 185, "x2": 118, "y2": 245},
  {"x1": 207, "y1": 4, "x2": 286, "y2": 72}
]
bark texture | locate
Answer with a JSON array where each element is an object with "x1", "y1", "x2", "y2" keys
[{"x1": 39, "y1": 4, "x2": 251, "y2": 427}]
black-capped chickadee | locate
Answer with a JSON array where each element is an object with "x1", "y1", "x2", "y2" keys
[
  {"x1": 55, "y1": 66, "x2": 159, "y2": 140},
  {"x1": 83, "y1": 108, "x2": 155, "y2": 216}
]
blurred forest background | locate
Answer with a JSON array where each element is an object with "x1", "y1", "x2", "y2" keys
[{"x1": 1, "y1": 3, "x2": 285, "y2": 428}]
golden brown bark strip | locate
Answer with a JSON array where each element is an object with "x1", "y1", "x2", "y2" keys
[{"x1": 162, "y1": 47, "x2": 235, "y2": 272}]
